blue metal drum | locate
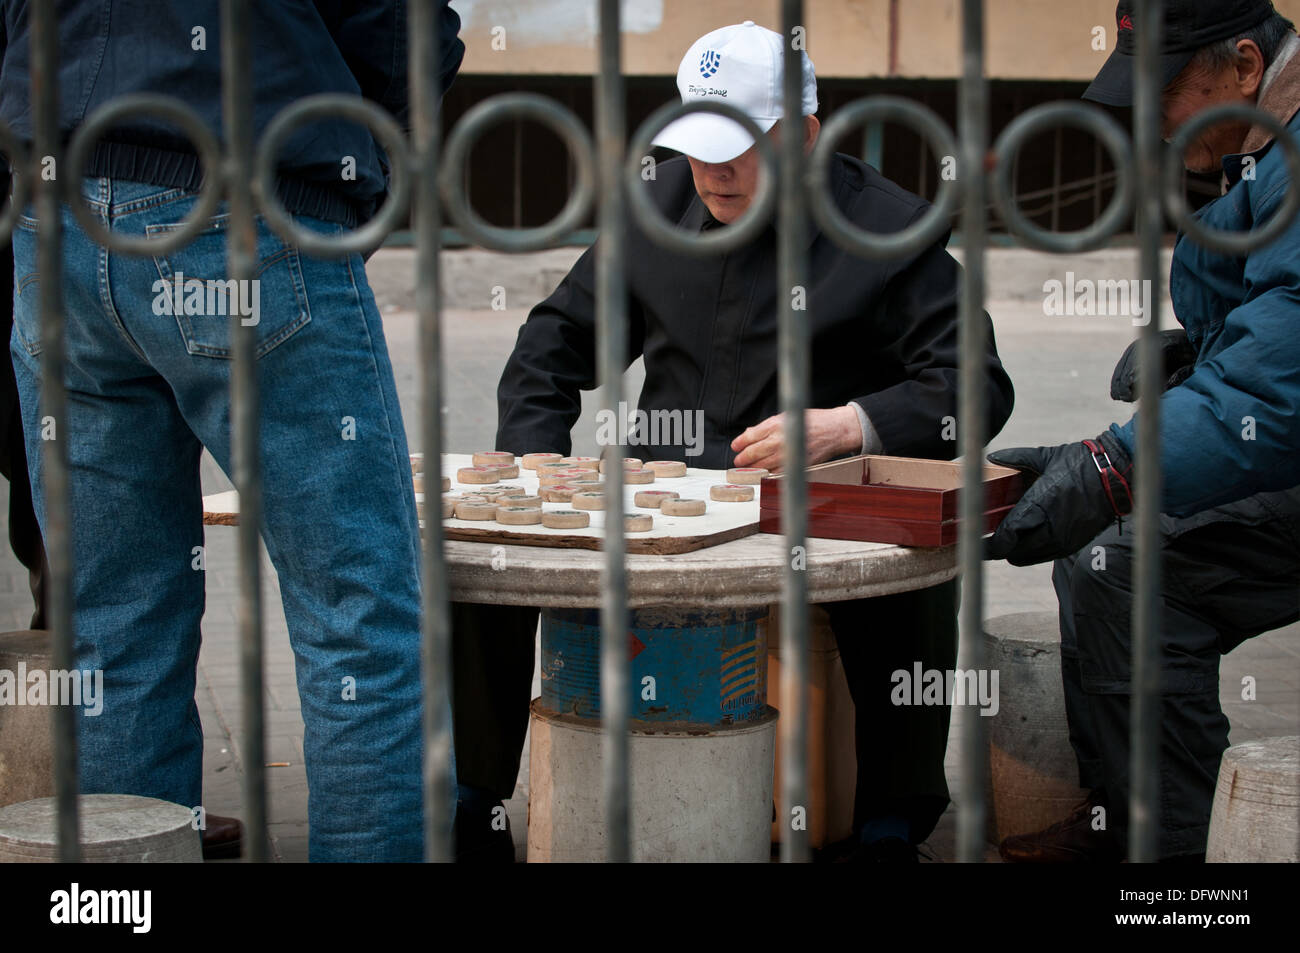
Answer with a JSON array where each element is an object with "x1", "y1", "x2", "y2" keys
[{"x1": 539, "y1": 605, "x2": 769, "y2": 728}]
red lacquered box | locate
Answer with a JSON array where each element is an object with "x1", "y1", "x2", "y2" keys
[{"x1": 758, "y1": 454, "x2": 1026, "y2": 547}]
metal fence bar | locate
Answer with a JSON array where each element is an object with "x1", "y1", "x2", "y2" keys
[
  {"x1": 596, "y1": 0, "x2": 631, "y2": 863},
  {"x1": 410, "y1": 0, "x2": 455, "y2": 864},
  {"x1": 777, "y1": 0, "x2": 811, "y2": 865},
  {"x1": 1130, "y1": 0, "x2": 1165, "y2": 864},
  {"x1": 30, "y1": 0, "x2": 79, "y2": 864},
  {"x1": 219, "y1": 0, "x2": 269, "y2": 864},
  {"x1": 955, "y1": 0, "x2": 989, "y2": 864}
]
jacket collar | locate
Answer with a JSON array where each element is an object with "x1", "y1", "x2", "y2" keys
[
  {"x1": 676, "y1": 160, "x2": 829, "y2": 250},
  {"x1": 1238, "y1": 33, "x2": 1300, "y2": 155}
]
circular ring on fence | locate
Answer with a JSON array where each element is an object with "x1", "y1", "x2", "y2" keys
[
  {"x1": 807, "y1": 96, "x2": 959, "y2": 260},
  {"x1": 64, "y1": 95, "x2": 221, "y2": 256},
  {"x1": 625, "y1": 99, "x2": 777, "y2": 254},
  {"x1": 1163, "y1": 102, "x2": 1300, "y2": 255},
  {"x1": 439, "y1": 93, "x2": 595, "y2": 252},
  {"x1": 0, "y1": 122, "x2": 31, "y2": 242},
  {"x1": 256, "y1": 94, "x2": 411, "y2": 259},
  {"x1": 990, "y1": 102, "x2": 1135, "y2": 253}
]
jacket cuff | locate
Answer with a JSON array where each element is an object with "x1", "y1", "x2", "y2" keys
[
  {"x1": 1108, "y1": 419, "x2": 1137, "y2": 463},
  {"x1": 848, "y1": 401, "x2": 884, "y2": 455}
]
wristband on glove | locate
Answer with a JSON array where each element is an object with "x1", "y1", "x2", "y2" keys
[{"x1": 1082, "y1": 434, "x2": 1133, "y2": 532}]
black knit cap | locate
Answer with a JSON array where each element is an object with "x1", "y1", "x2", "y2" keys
[{"x1": 1084, "y1": 0, "x2": 1279, "y2": 106}]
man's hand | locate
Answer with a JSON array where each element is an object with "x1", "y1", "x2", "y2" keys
[
  {"x1": 984, "y1": 430, "x2": 1134, "y2": 566},
  {"x1": 1109, "y1": 328, "x2": 1197, "y2": 402},
  {"x1": 731, "y1": 407, "x2": 861, "y2": 472}
]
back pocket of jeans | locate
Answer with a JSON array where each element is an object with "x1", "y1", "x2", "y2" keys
[{"x1": 147, "y1": 214, "x2": 311, "y2": 359}]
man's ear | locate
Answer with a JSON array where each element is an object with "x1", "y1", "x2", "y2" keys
[
  {"x1": 803, "y1": 114, "x2": 820, "y2": 154},
  {"x1": 1235, "y1": 38, "x2": 1266, "y2": 99}
]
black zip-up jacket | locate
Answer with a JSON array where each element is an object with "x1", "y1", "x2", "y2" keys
[
  {"x1": 497, "y1": 153, "x2": 1015, "y2": 469},
  {"x1": 0, "y1": 0, "x2": 464, "y2": 227}
]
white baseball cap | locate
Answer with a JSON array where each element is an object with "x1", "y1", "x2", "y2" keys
[{"x1": 651, "y1": 20, "x2": 818, "y2": 164}]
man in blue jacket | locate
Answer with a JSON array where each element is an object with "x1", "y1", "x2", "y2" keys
[
  {"x1": 1, "y1": 1, "x2": 464, "y2": 861},
  {"x1": 988, "y1": 0, "x2": 1300, "y2": 861}
]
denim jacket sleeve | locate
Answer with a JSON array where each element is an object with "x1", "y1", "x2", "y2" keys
[{"x1": 315, "y1": 0, "x2": 465, "y2": 127}]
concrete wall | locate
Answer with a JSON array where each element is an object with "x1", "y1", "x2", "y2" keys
[{"x1": 454, "y1": 0, "x2": 1300, "y2": 80}]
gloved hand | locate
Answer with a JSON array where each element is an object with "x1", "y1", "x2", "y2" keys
[
  {"x1": 1109, "y1": 328, "x2": 1197, "y2": 402},
  {"x1": 984, "y1": 430, "x2": 1134, "y2": 566}
]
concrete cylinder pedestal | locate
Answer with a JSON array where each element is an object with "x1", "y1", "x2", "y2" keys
[
  {"x1": 528, "y1": 605, "x2": 776, "y2": 862},
  {"x1": 0, "y1": 630, "x2": 55, "y2": 808},
  {"x1": 1207, "y1": 736, "x2": 1299, "y2": 863},
  {"x1": 982, "y1": 611, "x2": 1086, "y2": 844},
  {"x1": 527, "y1": 702, "x2": 777, "y2": 862},
  {"x1": 0, "y1": 794, "x2": 202, "y2": 862}
]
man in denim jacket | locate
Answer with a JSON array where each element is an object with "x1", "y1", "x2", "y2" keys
[
  {"x1": 0, "y1": 1, "x2": 464, "y2": 861},
  {"x1": 989, "y1": 0, "x2": 1300, "y2": 862}
]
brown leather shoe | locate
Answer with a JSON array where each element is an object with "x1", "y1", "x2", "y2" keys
[
  {"x1": 999, "y1": 792, "x2": 1122, "y2": 863},
  {"x1": 202, "y1": 814, "x2": 244, "y2": 860}
]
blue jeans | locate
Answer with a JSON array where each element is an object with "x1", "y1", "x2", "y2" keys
[{"x1": 11, "y1": 177, "x2": 446, "y2": 861}]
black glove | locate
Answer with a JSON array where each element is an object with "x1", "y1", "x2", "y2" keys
[
  {"x1": 1109, "y1": 328, "x2": 1197, "y2": 402},
  {"x1": 984, "y1": 430, "x2": 1134, "y2": 566}
]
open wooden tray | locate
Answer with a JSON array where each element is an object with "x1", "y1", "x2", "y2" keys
[{"x1": 758, "y1": 454, "x2": 1025, "y2": 547}]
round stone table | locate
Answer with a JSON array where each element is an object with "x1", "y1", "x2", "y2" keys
[
  {"x1": 202, "y1": 493, "x2": 958, "y2": 860},
  {"x1": 440, "y1": 533, "x2": 957, "y2": 608}
]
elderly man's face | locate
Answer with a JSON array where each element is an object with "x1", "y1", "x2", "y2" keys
[
  {"x1": 687, "y1": 116, "x2": 820, "y2": 224},
  {"x1": 1161, "y1": 39, "x2": 1266, "y2": 173}
]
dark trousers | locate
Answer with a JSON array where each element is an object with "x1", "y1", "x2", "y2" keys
[
  {"x1": 451, "y1": 578, "x2": 959, "y2": 845},
  {"x1": 1, "y1": 227, "x2": 47, "y2": 630},
  {"x1": 1052, "y1": 488, "x2": 1300, "y2": 858}
]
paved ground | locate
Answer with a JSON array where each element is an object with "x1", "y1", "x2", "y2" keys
[{"x1": 1, "y1": 247, "x2": 1295, "y2": 862}]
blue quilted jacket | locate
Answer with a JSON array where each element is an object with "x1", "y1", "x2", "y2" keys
[{"x1": 1110, "y1": 50, "x2": 1300, "y2": 516}]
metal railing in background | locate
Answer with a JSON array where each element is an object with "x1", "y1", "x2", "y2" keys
[
  {"x1": 596, "y1": 0, "x2": 631, "y2": 862},
  {"x1": 1131, "y1": 0, "x2": 1166, "y2": 866},
  {"x1": 7, "y1": 0, "x2": 1298, "y2": 863},
  {"x1": 410, "y1": 0, "x2": 455, "y2": 865},
  {"x1": 955, "y1": 0, "x2": 990, "y2": 865},
  {"x1": 28, "y1": 0, "x2": 78, "y2": 865},
  {"x1": 220, "y1": 0, "x2": 268, "y2": 866},
  {"x1": 776, "y1": 0, "x2": 811, "y2": 867}
]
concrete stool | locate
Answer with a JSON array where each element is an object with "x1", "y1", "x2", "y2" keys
[
  {"x1": 0, "y1": 794, "x2": 202, "y2": 862},
  {"x1": 1207, "y1": 736, "x2": 1299, "y2": 863},
  {"x1": 0, "y1": 630, "x2": 55, "y2": 808},
  {"x1": 982, "y1": 611, "x2": 1086, "y2": 844}
]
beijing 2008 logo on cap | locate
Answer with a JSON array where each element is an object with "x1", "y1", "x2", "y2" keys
[{"x1": 699, "y1": 50, "x2": 721, "y2": 78}]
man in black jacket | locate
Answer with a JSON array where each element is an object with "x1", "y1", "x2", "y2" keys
[
  {"x1": 1, "y1": 0, "x2": 463, "y2": 862},
  {"x1": 454, "y1": 21, "x2": 1015, "y2": 861}
]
